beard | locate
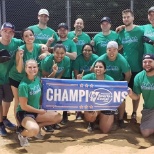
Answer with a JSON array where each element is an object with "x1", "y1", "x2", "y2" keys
[{"x1": 144, "y1": 67, "x2": 154, "y2": 72}]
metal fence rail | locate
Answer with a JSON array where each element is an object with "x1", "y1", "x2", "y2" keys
[{"x1": 0, "y1": 0, "x2": 153, "y2": 38}]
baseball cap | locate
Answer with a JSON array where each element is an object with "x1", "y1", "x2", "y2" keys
[
  {"x1": 1, "y1": 22, "x2": 15, "y2": 31},
  {"x1": 148, "y1": 6, "x2": 154, "y2": 14},
  {"x1": 38, "y1": 9, "x2": 49, "y2": 16},
  {"x1": 58, "y1": 23, "x2": 68, "y2": 30},
  {"x1": 143, "y1": 54, "x2": 154, "y2": 60},
  {"x1": 107, "y1": 41, "x2": 118, "y2": 49},
  {"x1": 100, "y1": 17, "x2": 111, "y2": 24}
]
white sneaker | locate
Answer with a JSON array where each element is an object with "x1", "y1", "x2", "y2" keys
[
  {"x1": 35, "y1": 131, "x2": 44, "y2": 140},
  {"x1": 18, "y1": 133, "x2": 30, "y2": 147}
]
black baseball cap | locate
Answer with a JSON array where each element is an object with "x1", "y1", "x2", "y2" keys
[
  {"x1": 100, "y1": 17, "x2": 111, "y2": 24},
  {"x1": 143, "y1": 54, "x2": 154, "y2": 60},
  {"x1": 1, "y1": 22, "x2": 15, "y2": 31},
  {"x1": 58, "y1": 23, "x2": 68, "y2": 30}
]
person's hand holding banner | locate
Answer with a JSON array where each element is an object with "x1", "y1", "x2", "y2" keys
[{"x1": 77, "y1": 70, "x2": 84, "y2": 79}]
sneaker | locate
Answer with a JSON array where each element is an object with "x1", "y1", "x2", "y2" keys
[
  {"x1": 118, "y1": 119, "x2": 125, "y2": 128},
  {"x1": 18, "y1": 133, "x2": 29, "y2": 147},
  {"x1": 35, "y1": 131, "x2": 44, "y2": 140},
  {"x1": 0, "y1": 125, "x2": 7, "y2": 137},
  {"x1": 16, "y1": 126, "x2": 24, "y2": 134},
  {"x1": 60, "y1": 119, "x2": 68, "y2": 125},
  {"x1": 43, "y1": 125, "x2": 54, "y2": 132},
  {"x1": 130, "y1": 112, "x2": 137, "y2": 123},
  {"x1": 3, "y1": 119, "x2": 16, "y2": 131},
  {"x1": 76, "y1": 112, "x2": 83, "y2": 120},
  {"x1": 87, "y1": 122, "x2": 94, "y2": 132},
  {"x1": 123, "y1": 112, "x2": 127, "y2": 120},
  {"x1": 53, "y1": 124, "x2": 61, "y2": 130}
]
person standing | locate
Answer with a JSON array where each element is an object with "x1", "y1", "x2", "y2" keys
[
  {"x1": 68, "y1": 18, "x2": 91, "y2": 55},
  {"x1": 118, "y1": 9, "x2": 144, "y2": 123},
  {"x1": 57, "y1": 23, "x2": 77, "y2": 125},
  {"x1": 0, "y1": 22, "x2": 23, "y2": 136},
  {"x1": 128, "y1": 54, "x2": 154, "y2": 137},
  {"x1": 92, "y1": 17, "x2": 118, "y2": 56},
  {"x1": 28, "y1": 9, "x2": 58, "y2": 47}
]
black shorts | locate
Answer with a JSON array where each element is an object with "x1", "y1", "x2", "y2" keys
[
  {"x1": 0, "y1": 83, "x2": 13, "y2": 104},
  {"x1": 16, "y1": 111, "x2": 38, "y2": 123},
  {"x1": 101, "y1": 110, "x2": 115, "y2": 115},
  {"x1": 128, "y1": 72, "x2": 139, "y2": 89},
  {"x1": 9, "y1": 77, "x2": 20, "y2": 88}
]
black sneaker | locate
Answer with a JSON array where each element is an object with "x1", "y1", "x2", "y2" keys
[
  {"x1": 118, "y1": 119, "x2": 125, "y2": 128},
  {"x1": 87, "y1": 122, "x2": 94, "y2": 132},
  {"x1": 60, "y1": 119, "x2": 68, "y2": 125},
  {"x1": 130, "y1": 112, "x2": 137, "y2": 123},
  {"x1": 76, "y1": 111, "x2": 83, "y2": 120},
  {"x1": 43, "y1": 125, "x2": 54, "y2": 132},
  {"x1": 53, "y1": 124, "x2": 61, "y2": 130}
]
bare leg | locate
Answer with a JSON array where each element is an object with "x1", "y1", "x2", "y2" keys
[
  {"x1": 140, "y1": 129, "x2": 154, "y2": 137},
  {"x1": 11, "y1": 86, "x2": 20, "y2": 126},
  {"x1": 2, "y1": 101, "x2": 11, "y2": 117},
  {"x1": 99, "y1": 113, "x2": 114, "y2": 133}
]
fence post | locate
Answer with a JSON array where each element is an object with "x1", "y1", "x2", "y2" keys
[
  {"x1": 66, "y1": 0, "x2": 71, "y2": 31},
  {"x1": 130, "y1": 0, "x2": 134, "y2": 11}
]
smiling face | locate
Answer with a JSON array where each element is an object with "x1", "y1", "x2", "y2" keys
[
  {"x1": 0, "y1": 28, "x2": 14, "y2": 42},
  {"x1": 148, "y1": 11, "x2": 154, "y2": 26},
  {"x1": 25, "y1": 60, "x2": 38, "y2": 78},
  {"x1": 38, "y1": 14, "x2": 49, "y2": 25},
  {"x1": 122, "y1": 12, "x2": 134, "y2": 26},
  {"x1": 143, "y1": 58, "x2": 154, "y2": 72},
  {"x1": 22, "y1": 30, "x2": 35, "y2": 44},
  {"x1": 106, "y1": 47, "x2": 118, "y2": 61},
  {"x1": 100, "y1": 21, "x2": 111, "y2": 32},
  {"x1": 94, "y1": 61, "x2": 106, "y2": 76},
  {"x1": 74, "y1": 18, "x2": 84, "y2": 31},
  {"x1": 53, "y1": 47, "x2": 66, "y2": 63},
  {"x1": 58, "y1": 27, "x2": 68, "y2": 39},
  {"x1": 82, "y1": 45, "x2": 93, "y2": 60}
]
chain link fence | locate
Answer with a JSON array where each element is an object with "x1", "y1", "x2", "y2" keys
[{"x1": 0, "y1": 0, "x2": 153, "y2": 38}]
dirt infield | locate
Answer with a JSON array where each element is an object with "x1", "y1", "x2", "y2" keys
[{"x1": 0, "y1": 96, "x2": 154, "y2": 154}]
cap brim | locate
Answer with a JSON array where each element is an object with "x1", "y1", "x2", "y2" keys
[{"x1": 0, "y1": 56, "x2": 11, "y2": 63}]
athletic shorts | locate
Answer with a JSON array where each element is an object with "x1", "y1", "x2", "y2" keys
[
  {"x1": 9, "y1": 77, "x2": 20, "y2": 88},
  {"x1": 101, "y1": 110, "x2": 115, "y2": 115},
  {"x1": 128, "y1": 72, "x2": 139, "y2": 89},
  {"x1": 0, "y1": 83, "x2": 13, "y2": 105},
  {"x1": 16, "y1": 111, "x2": 38, "y2": 123},
  {"x1": 140, "y1": 109, "x2": 154, "y2": 130}
]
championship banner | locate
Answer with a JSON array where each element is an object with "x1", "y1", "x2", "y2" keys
[{"x1": 41, "y1": 78, "x2": 128, "y2": 111}]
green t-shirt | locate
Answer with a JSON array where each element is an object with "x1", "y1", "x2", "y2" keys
[
  {"x1": 82, "y1": 73, "x2": 114, "y2": 81},
  {"x1": 118, "y1": 26, "x2": 144, "y2": 72},
  {"x1": 68, "y1": 31, "x2": 91, "y2": 55},
  {"x1": 95, "y1": 53, "x2": 131, "y2": 81},
  {"x1": 73, "y1": 53, "x2": 99, "y2": 75},
  {"x1": 28, "y1": 25, "x2": 58, "y2": 47},
  {"x1": 17, "y1": 76, "x2": 41, "y2": 112},
  {"x1": 0, "y1": 38, "x2": 23, "y2": 84},
  {"x1": 41, "y1": 54, "x2": 70, "y2": 78},
  {"x1": 93, "y1": 30, "x2": 119, "y2": 56},
  {"x1": 140, "y1": 24, "x2": 154, "y2": 54},
  {"x1": 9, "y1": 43, "x2": 42, "y2": 82},
  {"x1": 133, "y1": 70, "x2": 154, "y2": 109}
]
